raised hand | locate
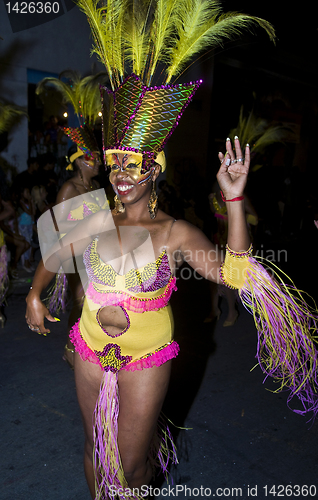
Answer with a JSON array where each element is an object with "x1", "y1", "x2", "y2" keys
[{"x1": 217, "y1": 137, "x2": 250, "y2": 201}]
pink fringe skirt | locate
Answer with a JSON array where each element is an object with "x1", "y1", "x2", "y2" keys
[{"x1": 70, "y1": 320, "x2": 179, "y2": 499}]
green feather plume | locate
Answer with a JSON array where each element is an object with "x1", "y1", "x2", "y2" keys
[
  {"x1": 36, "y1": 71, "x2": 82, "y2": 118},
  {"x1": 146, "y1": 0, "x2": 182, "y2": 83},
  {"x1": 124, "y1": 0, "x2": 151, "y2": 78},
  {"x1": 76, "y1": 0, "x2": 126, "y2": 90},
  {"x1": 36, "y1": 71, "x2": 108, "y2": 125},
  {"x1": 165, "y1": 1, "x2": 276, "y2": 82},
  {"x1": 0, "y1": 102, "x2": 28, "y2": 134},
  {"x1": 229, "y1": 106, "x2": 292, "y2": 156},
  {"x1": 76, "y1": 0, "x2": 276, "y2": 87}
]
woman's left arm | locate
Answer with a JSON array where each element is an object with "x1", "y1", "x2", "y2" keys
[{"x1": 174, "y1": 138, "x2": 250, "y2": 282}]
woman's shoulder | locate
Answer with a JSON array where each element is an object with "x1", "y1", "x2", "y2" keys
[
  {"x1": 155, "y1": 209, "x2": 175, "y2": 223},
  {"x1": 56, "y1": 180, "x2": 79, "y2": 203},
  {"x1": 156, "y1": 212, "x2": 202, "y2": 247},
  {"x1": 175, "y1": 218, "x2": 209, "y2": 249},
  {"x1": 167, "y1": 217, "x2": 198, "y2": 233},
  {"x1": 154, "y1": 210, "x2": 200, "y2": 231}
]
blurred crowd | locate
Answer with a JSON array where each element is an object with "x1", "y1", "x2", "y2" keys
[
  {"x1": 0, "y1": 152, "x2": 58, "y2": 277},
  {"x1": 1, "y1": 141, "x2": 318, "y2": 313},
  {"x1": 28, "y1": 115, "x2": 68, "y2": 159},
  {"x1": 1, "y1": 150, "x2": 318, "y2": 280}
]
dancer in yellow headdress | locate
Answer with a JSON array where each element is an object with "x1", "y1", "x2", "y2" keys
[
  {"x1": 25, "y1": 2, "x2": 318, "y2": 499},
  {"x1": 37, "y1": 74, "x2": 107, "y2": 367}
]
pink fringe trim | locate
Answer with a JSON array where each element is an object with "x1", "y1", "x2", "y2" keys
[
  {"x1": 214, "y1": 213, "x2": 228, "y2": 220},
  {"x1": 122, "y1": 342, "x2": 180, "y2": 371},
  {"x1": 69, "y1": 319, "x2": 102, "y2": 367},
  {"x1": 69, "y1": 319, "x2": 180, "y2": 371},
  {"x1": 86, "y1": 277, "x2": 177, "y2": 313}
]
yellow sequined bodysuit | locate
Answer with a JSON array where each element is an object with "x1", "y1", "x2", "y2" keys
[{"x1": 70, "y1": 234, "x2": 179, "y2": 372}]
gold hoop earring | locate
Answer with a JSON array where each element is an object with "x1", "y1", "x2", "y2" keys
[
  {"x1": 113, "y1": 194, "x2": 125, "y2": 214},
  {"x1": 147, "y1": 181, "x2": 158, "y2": 219}
]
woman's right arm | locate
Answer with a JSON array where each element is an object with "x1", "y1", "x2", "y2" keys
[
  {"x1": 25, "y1": 208, "x2": 111, "y2": 334},
  {"x1": 25, "y1": 261, "x2": 58, "y2": 334}
]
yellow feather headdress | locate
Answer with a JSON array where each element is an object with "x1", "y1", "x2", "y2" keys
[
  {"x1": 36, "y1": 70, "x2": 108, "y2": 127},
  {"x1": 76, "y1": 0, "x2": 276, "y2": 170},
  {"x1": 36, "y1": 71, "x2": 107, "y2": 162}
]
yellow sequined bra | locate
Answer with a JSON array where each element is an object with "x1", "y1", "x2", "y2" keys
[
  {"x1": 67, "y1": 200, "x2": 108, "y2": 221},
  {"x1": 83, "y1": 237, "x2": 177, "y2": 313}
]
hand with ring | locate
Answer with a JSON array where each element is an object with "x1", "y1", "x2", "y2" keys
[
  {"x1": 25, "y1": 290, "x2": 58, "y2": 336},
  {"x1": 216, "y1": 136, "x2": 250, "y2": 201},
  {"x1": 27, "y1": 324, "x2": 43, "y2": 334}
]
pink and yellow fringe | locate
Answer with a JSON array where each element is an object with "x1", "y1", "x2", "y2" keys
[
  {"x1": 69, "y1": 320, "x2": 179, "y2": 499},
  {"x1": 240, "y1": 256, "x2": 318, "y2": 418},
  {"x1": 45, "y1": 268, "x2": 68, "y2": 315},
  {"x1": 93, "y1": 372, "x2": 178, "y2": 500}
]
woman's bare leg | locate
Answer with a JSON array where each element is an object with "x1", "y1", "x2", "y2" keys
[
  {"x1": 223, "y1": 287, "x2": 238, "y2": 325},
  {"x1": 204, "y1": 280, "x2": 221, "y2": 322},
  {"x1": 74, "y1": 353, "x2": 103, "y2": 499},
  {"x1": 74, "y1": 353, "x2": 171, "y2": 497},
  {"x1": 117, "y1": 361, "x2": 171, "y2": 487}
]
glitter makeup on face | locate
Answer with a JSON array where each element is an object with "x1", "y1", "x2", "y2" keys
[{"x1": 107, "y1": 152, "x2": 153, "y2": 186}]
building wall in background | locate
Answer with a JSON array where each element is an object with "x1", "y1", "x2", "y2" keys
[{"x1": 0, "y1": 3, "x2": 103, "y2": 173}]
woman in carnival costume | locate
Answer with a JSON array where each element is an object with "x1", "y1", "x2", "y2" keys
[
  {"x1": 25, "y1": 1, "x2": 318, "y2": 498},
  {"x1": 37, "y1": 74, "x2": 108, "y2": 367},
  {"x1": 52, "y1": 127, "x2": 104, "y2": 368}
]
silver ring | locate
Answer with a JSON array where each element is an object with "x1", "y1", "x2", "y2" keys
[
  {"x1": 237, "y1": 158, "x2": 243, "y2": 163},
  {"x1": 28, "y1": 325, "x2": 39, "y2": 331},
  {"x1": 231, "y1": 159, "x2": 237, "y2": 165}
]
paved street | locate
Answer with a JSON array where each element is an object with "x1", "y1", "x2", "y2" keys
[{"x1": 1, "y1": 267, "x2": 318, "y2": 500}]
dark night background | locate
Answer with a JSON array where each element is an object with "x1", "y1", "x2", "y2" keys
[{"x1": 1, "y1": 3, "x2": 318, "y2": 499}]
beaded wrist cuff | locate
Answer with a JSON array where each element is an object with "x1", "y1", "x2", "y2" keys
[
  {"x1": 219, "y1": 244, "x2": 253, "y2": 289},
  {"x1": 225, "y1": 244, "x2": 253, "y2": 258}
]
